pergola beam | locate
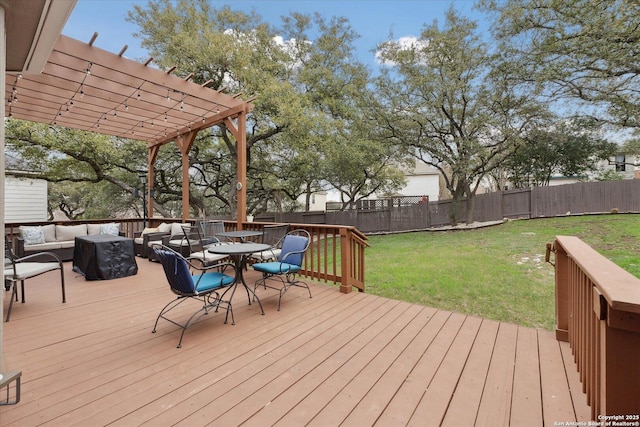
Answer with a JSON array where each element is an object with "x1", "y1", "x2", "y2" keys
[{"x1": 4, "y1": 33, "x2": 255, "y2": 224}]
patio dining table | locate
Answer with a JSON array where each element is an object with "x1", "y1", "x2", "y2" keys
[
  {"x1": 208, "y1": 242, "x2": 270, "y2": 316},
  {"x1": 216, "y1": 230, "x2": 264, "y2": 243}
]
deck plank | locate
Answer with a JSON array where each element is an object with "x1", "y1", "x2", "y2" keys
[
  {"x1": 441, "y1": 319, "x2": 500, "y2": 427},
  {"x1": 510, "y1": 326, "x2": 543, "y2": 427},
  {"x1": 241, "y1": 305, "x2": 439, "y2": 427},
  {"x1": 560, "y1": 340, "x2": 592, "y2": 422},
  {"x1": 0, "y1": 258, "x2": 592, "y2": 426},
  {"x1": 475, "y1": 322, "x2": 518, "y2": 426},
  {"x1": 539, "y1": 328, "x2": 580, "y2": 425},
  {"x1": 407, "y1": 315, "x2": 484, "y2": 427},
  {"x1": 74, "y1": 287, "x2": 359, "y2": 426}
]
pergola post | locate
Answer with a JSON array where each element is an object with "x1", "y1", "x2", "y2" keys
[
  {"x1": 175, "y1": 131, "x2": 198, "y2": 222},
  {"x1": 225, "y1": 109, "x2": 248, "y2": 229},
  {"x1": 147, "y1": 145, "x2": 159, "y2": 220}
]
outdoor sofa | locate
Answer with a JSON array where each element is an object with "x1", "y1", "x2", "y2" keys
[{"x1": 14, "y1": 223, "x2": 122, "y2": 261}]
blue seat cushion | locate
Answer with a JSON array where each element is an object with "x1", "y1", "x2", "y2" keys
[
  {"x1": 252, "y1": 262, "x2": 301, "y2": 275},
  {"x1": 193, "y1": 271, "x2": 234, "y2": 292}
]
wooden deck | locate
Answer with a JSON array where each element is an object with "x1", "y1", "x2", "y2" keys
[{"x1": 1, "y1": 258, "x2": 591, "y2": 426}]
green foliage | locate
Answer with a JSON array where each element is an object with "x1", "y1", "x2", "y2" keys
[
  {"x1": 506, "y1": 118, "x2": 617, "y2": 187},
  {"x1": 374, "y1": 8, "x2": 549, "y2": 223},
  {"x1": 6, "y1": 120, "x2": 148, "y2": 219},
  {"x1": 7, "y1": 1, "x2": 640, "y2": 220},
  {"x1": 126, "y1": 1, "x2": 405, "y2": 214},
  {"x1": 483, "y1": 0, "x2": 640, "y2": 128}
]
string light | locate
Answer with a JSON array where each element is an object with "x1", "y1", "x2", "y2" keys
[{"x1": 86, "y1": 62, "x2": 92, "y2": 75}]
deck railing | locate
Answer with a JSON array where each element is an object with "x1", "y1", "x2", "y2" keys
[
  {"x1": 549, "y1": 236, "x2": 640, "y2": 418},
  {"x1": 239, "y1": 222, "x2": 368, "y2": 293},
  {"x1": 5, "y1": 219, "x2": 368, "y2": 293}
]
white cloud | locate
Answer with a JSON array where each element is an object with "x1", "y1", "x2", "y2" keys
[{"x1": 375, "y1": 35, "x2": 429, "y2": 66}]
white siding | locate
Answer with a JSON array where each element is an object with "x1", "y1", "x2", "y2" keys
[
  {"x1": 5, "y1": 176, "x2": 48, "y2": 222},
  {"x1": 400, "y1": 174, "x2": 440, "y2": 201},
  {"x1": 296, "y1": 192, "x2": 328, "y2": 211}
]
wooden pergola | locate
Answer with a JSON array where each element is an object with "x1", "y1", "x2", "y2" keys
[{"x1": 5, "y1": 34, "x2": 254, "y2": 223}]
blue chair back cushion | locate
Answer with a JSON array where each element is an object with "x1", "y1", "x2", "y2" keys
[
  {"x1": 279, "y1": 234, "x2": 308, "y2": 266},
  {"x1": 155, "y1": 248, "x2": 196, "y2": 294}
]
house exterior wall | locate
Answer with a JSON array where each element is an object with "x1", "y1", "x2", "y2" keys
[
  {"x1": 400, "y1": 173, "x2": 440, "y2": 201},
  {"x1": 295, "y1": 191, "x2": 328, "y2": 212},
  {"x1": 5, "y1": 176, "x2": 48, "y2": 221}
]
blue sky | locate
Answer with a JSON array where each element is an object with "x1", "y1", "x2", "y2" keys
[{"x1": 63, "y1": 0, "x2": 486, "y2": 69}]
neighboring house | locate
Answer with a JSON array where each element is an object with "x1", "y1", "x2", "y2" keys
[
  {"x1": 609, "y1": 153, "x2": 640, "y2": 180},
  {"x1": 307, "y1": 161, "x2": 442, "y2": 212},
  {"x1": 295, "y1": 191, "x2": 328, "y2": 212},
  {"x1": 393, "y1": 161, "x2": 441, "y2": 202},
  {"x1": 547, "y1": 175, "x2": 588, "y2": 187},
  {"x1": 546, "y1": 153, "x2": 640, "y2": 186},
  {"x1": 5, "y1": 155, "x2": 48, "y2": 222},
  {"x1": 4, "y1": 175, "x2": 48, "y2": 222}
]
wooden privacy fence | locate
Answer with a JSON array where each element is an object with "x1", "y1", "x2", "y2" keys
[
  {"x1": 549, "y1": 236, "x2": 640, "y2": 418},
  {"x1": 258, "y1": 180, "x2": 640, "y2": 232},
  {"x1": 431, "y1": 179, "x2": 640, "y2": 227}
]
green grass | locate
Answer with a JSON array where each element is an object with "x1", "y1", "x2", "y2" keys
[{"x1": 364, "y1": 214, "x2": 640, "y2": 331}]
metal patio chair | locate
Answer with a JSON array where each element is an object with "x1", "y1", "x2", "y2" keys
[
  {"x1": 180, "y1": 225, "x2": 228, "y2": 267},
  {"x1": 252, "y1": 229, "x2": 311, "y2": 311},
  {"x1": 3, "y1": 236, "x2": 65, "y2": 322},
  {"x1": 249, "y1": 223, "x2": 290, "y2": 264},
  {"x1": 151, "y1": 245, "x2": 235, "y2": 348}
]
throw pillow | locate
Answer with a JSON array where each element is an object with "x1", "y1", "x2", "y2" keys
[
  {"x1": 56, "y1": 224, "x2": 88, "y2": 241},
  {"x1": 101, "y1": 223, "x2": 120, "y2": 236},
  {"x1": 20, "y1": 226, "x2": 45, "y2": 245},
  {"x1": 87, "y1": 224, "x2": 102, "y2": 235},
  {"x1": 41, "y1": 224, "x2": 56, "y2": 242}
]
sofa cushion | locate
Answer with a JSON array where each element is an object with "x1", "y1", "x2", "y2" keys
[
  {"x1": 19, "y1": 226, "x2": 46, "y2": 245},
  {"x1": 59, "y1": 240, "x2": 76, "y2": 249},
  {"x1": 22, "y1": 241, "x2": 63, "y2": 252},
  {"x1": 42, "y1": 224, "x2": 57, "y2": 242},
  {"x1": 87, "y1": 224, "x2": 102, "y2": 235},
  {"x1": 101, "y1": 223, "x2": 120, "y2": 236},
  {"x1": 170, "y1": 223, "x2": 188, "y2": 236},
  {"x1": 55, "y1": 224, "x2": 88, "y2": 241},
  {"x1": 141, "y1": 227, "x2": 159, "y2": 235}
]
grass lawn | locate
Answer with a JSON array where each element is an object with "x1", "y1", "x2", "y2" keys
[{"x1": 364, "y1": 213, "x2": 640, "y2": 331}]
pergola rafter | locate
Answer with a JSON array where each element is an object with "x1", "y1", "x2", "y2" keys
[{"x1": 4, "y1": 34, "x2": 253, "y2": 223}]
